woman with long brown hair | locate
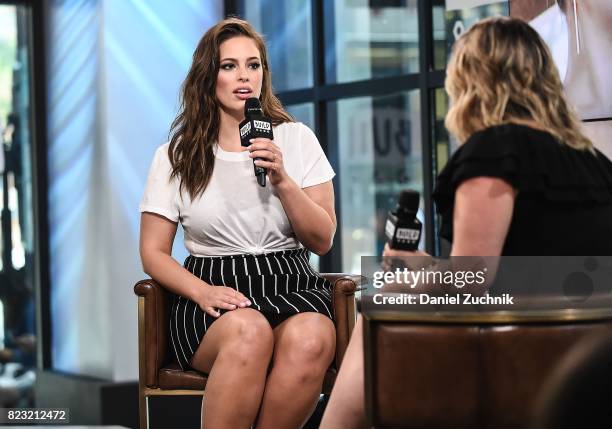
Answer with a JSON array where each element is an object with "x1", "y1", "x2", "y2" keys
[
  {"x1": 139, "y1": 18, "x2": 337, "y2": 428},
  {"x1": 321, "y1": 16, "x2": 612, "y2": 428}
]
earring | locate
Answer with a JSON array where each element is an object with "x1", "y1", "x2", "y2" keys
[{"x1": 573, "y1": 0, "x2": 581, "y2": 55}]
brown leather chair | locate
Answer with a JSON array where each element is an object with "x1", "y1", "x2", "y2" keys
[
  {"x1": 535, "y1": 331, "x2": 612, "y2": 429},
  {"x1": 364, "y1": 309, "x2": 612, "y2": 429},
  {"x1": 134, "y1": 274, "x2": 359, "y2": 429}
]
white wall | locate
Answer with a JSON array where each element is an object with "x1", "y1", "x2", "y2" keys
[
  {"x1": 584, "y1": 121, "x2": 612, "y2": 161},
  {"x1": 47, "y1": 0, "x2": 222, "y2": 381}
]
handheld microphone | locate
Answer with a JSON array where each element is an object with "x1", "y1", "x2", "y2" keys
[
  {"x1": 385, "y1": 189, "x2": 422, "y2": 251},
  {"x1": 239, "y1": 97, "x2": 273, "y2": 187}
]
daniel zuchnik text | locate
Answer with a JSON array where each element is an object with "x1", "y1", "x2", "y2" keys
[{"x1": 372, "y1": 293, "x2": 514, "y2": 305}]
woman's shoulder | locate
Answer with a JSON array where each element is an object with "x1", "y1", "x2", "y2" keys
[
  {"x1": 147, "y1": 142, "x2": 174, "y2": 174},
  {"x1": 458, "y1": 123, "x2": 558, "y2": 158},
  {"x1": 274, "y1": 121, "x2": 320, "y2": 148},
  {"x1": 274, "y1": 121, "x2": 313, "y2": 136},
  {"x1": 152, "y1": 142, "x2": 172, "y2": 160},
  {"x1": 435, "y1": 123, "x2": 612, "y2": 205},
  {"x1": 436, "y1": 123, "x2": 548, "y2": 190},
  {"x1": 450, "y1": 123, "x2": 612, "y2": 172},
  {"x1": 460, "y1": 123, "x2": 612, "y2": 171}
]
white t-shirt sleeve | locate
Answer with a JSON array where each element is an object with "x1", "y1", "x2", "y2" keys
[
  {"x1": 139, "y1": 143, "x2": 180, "y2": 222},
  {"x1": 298, "y1": 123, "x2": 335, "y2": 188}
]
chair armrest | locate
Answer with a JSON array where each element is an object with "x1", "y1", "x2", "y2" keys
[
  {"x1": 134, "y1": 279, "x2": 170, "y2": 388},
  {"x1": 321, "y1": 273, "x2": 361, "y2": 367}
]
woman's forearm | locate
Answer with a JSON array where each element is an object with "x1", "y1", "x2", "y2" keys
[
  {"x1": 141, "y1": 250, "x2": 208, "y2": 300},
  {"x1": 276, "y1": 179, "x2": 335, "y2": 255}
]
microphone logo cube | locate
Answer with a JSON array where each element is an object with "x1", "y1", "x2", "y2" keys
[
  {"x1": 253, "y1": 120, "x2": 271, "y2": 132},
  {"x1": 239, "y1": 122, "x2": 251, "y2": 138},
  {"x1": 239, "y1": 117, "x2": 274, "y2": 147},
  {"x1": 386, "y1": 212, "x2": 422, "y2": 251},
  {"x1": 396, "y1": 228, "x2": 420, "y2": 241}
]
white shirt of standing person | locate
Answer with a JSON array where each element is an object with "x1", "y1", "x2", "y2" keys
[
  {"x1": 530, "y1": 2, "x2": 569, "y2": 82},
  {"x1": 530, "y1": 1, "x2": 612, "y2": 120}
]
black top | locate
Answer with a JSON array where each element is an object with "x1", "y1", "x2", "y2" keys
[{"x1": 432, "y1": 124, "x2": 612, "y2": 255}]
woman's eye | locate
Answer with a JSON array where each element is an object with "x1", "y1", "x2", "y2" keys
[
  {"x1": 249, "y1": 63, "x2": 261, "y2": 70},
  {"x1": 221, "y1": 63, "x2": 235, "y2": 70}
]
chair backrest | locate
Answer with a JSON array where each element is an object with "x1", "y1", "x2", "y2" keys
[
  {"x1": 535, "y1": 332, "x2": 612, "y2": 429},
  {"x1": 364, "y1": 317, "x2": 612, "y2": 429}
]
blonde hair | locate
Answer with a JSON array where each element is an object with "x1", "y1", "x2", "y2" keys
[{"x1": 444, "y1": 16, "x2": 592, "y2": 151}]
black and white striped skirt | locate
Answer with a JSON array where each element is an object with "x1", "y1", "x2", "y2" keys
[{"x1": 170, "y1": 248, "x2": 333, "y2": 370}]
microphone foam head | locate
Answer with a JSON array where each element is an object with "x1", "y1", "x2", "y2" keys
[
  {"x1": 397, "y1": 189, "x2": 420, "y2": 212},
  {"x1": 245, "y1": 97, "x2": 262, "y2": 118}
]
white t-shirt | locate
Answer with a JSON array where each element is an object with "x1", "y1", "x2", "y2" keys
[
  {"x1": 530, "y1": 3, "x2": 569, "y2": 82},
  {"x1": 139, "y1": 122, "x2": 335, "y2": 256}
]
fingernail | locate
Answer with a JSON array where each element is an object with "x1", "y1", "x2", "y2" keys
[
  {"x1": 246, "y1": 300, "x2": 252, "y2": 306},
  {"x1": 249, "y1": 138, "x2": 254, "y2": 143}
]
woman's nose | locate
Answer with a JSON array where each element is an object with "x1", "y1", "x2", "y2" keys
[{"x1": 238, "y1": 66, "x2": 249, "y2": 82}]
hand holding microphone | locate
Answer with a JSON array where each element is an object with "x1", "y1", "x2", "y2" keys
[
  {"x1": 383, "y1": 189, "x2": 430, "y2": 272},
  {"x1": 239, "y1": 97, "x2": 280, "y2": 187},
  {"x1": 385, "y1": 189, "x2": 423, "y2": 251}
]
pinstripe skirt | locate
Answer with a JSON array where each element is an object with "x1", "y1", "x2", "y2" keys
[{"x1": 170, "y1": 248, "x2": 333, "y2": 370}]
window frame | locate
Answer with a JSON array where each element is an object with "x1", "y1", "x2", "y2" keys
[
  {"x1": 226, "y1": 0, "x2": 446, "y2": 271},
  {"x1": 0, "y1": 0, "x2": 50, "y2": 369}
]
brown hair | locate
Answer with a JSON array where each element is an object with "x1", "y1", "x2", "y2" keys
[
  {"x1": 168, "y1": 17, "x2": 293, "y2": 199},
  {"x1": 444, "y1": 16, "x2": 592, "y2": 151}
]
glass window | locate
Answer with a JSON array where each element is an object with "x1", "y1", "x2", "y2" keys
[
  {"x1": 238, "y1": 0, "x2": 313, "y2": 91},
  {"x1": 324, "y1": 0, "x2": 419, "y2": 84},
  {"x1": 433, "y1": 87, "x2": 450, "y2": 174},
  {"x1": 332, "y1": 90, "x2": 421, "y2": 273},
  {"x1": 285, "y1": 102, "x2": 320, "y2": 270},
  {"x1": 433, "y1": 2, "x2": 447, "y2": 70},
  {"x1": 0, "y1": 3, "x2": 36, "y2": 407},
  {"x1": 432, "y1": 87, "x2": 451, "y2": 256},
  {"x1": 433, "y1": 1, "x2": 510, "y2": 70},
  {"x1": 285, "y1": 102, "x2": 314, "y2": 130},
  {"x1": 445, "y1": 1, "x2": 509, "y2": 60}
]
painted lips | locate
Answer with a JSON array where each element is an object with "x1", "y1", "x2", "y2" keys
[{"x1": 233, "y1": 88, "x2": 252, "y2": 100}]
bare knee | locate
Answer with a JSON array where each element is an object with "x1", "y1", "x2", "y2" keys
[
  {"x1": 297, "y1": 332, "x2": 335, "y2": 364},
  {"x1": 278, "y1": 316, "x2": 335, "y2": 376},
  {"x1": 221, "y1": 310, "x2": 274, "y2": 366}
]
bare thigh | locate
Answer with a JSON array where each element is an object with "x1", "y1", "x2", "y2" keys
[{"x1": 189, "y1": 308, "x2": 273, "y2": 373}]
